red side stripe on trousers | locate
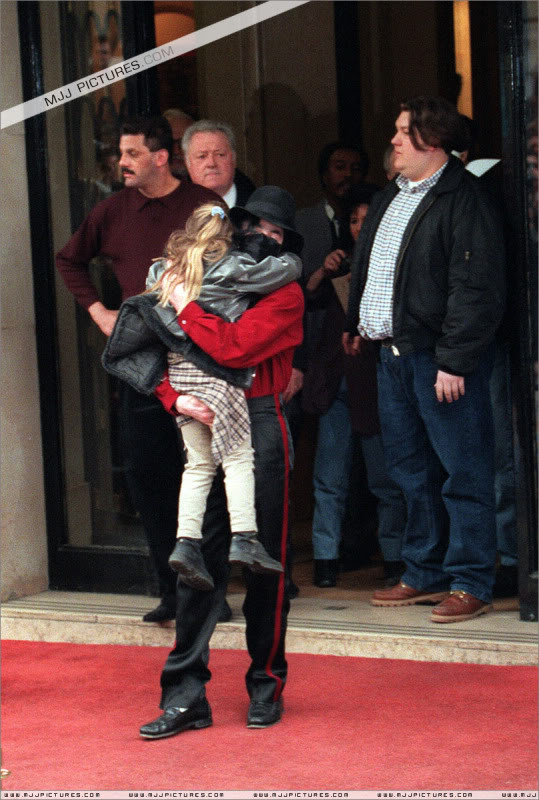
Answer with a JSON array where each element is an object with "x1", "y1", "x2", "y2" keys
[{"x1": 265, "y1": 393, "x2": 290, "y2": 701}]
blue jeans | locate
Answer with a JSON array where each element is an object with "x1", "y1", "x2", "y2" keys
[
  {"x1": 312, "y1": 379, "x2": 406, "y2": 561},
  {"x1": 377, "y1": 347, "x2": 496, "y2": 603},
  {"x1": 361, "y1": 433, "x2": 407, "y2": 562},
  {"x1": 312, "y1": 381, "x2": 353, "y2": 559}
]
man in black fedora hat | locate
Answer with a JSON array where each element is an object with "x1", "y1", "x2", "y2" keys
[
  {"x1": 140, "y1": 186, "x2": 305, "y2": 738},
  {"x1": 229, "y1": 185, "x2": 304, "y2": 254}
]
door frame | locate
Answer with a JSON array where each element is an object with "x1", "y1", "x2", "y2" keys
[
  {"x1": 497, "y1": 1, "x2": 538, "y2": 621},
  {"x1": 19, "y1": 0, "x2": 160, "y2": 594}
]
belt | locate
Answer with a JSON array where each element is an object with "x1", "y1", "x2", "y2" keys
[{"x1": 379, "y1": 338, "x2": 400, "y2": 356}]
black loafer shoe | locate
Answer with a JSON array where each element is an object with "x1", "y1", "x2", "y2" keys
[
  {"x1": 229, "y1": 533, "x2": 284, "y2": 575},
  {"x1": 247, "y1": 697, "x2": 284, "y2": 728},
  {"x1": 142, "y1": 603, "x2": 176, "y2": 623},
  {"x1": 287, "y1": 580, "x2": 300, "y2": 599},
  {"x1": 313, "y1": 559, "x2": 338, "y2": 588},
  {"x1": 168, "y1": 538, "x2": 214, "y2": 591},
  {"x1": 140, "y1": 698, "x2": 213, "y2": 739}
]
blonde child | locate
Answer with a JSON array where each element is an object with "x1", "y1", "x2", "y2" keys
[{"x1": 147, "y1": 196, "x2": 301, "y2": 591}]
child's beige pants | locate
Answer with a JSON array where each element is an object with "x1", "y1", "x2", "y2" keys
[{"x1": 177, "y1": 419, "x2": 257, "y2": 539}]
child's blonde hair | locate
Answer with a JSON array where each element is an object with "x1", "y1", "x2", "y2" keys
[{"x1": 151, "y1": 202, "x2": 233, "y2": 306}]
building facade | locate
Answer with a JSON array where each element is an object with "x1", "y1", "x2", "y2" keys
[{"x1": 1, "y1": 1, "x2": 537, "y2": 619}]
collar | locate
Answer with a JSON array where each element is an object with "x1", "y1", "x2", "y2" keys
[
  {"x1": 132, "y1": 183, "x2": 182, "y2": 211},
  {"x1": 396, "y1": 160, "x2": 448, "y2": 194},
  {"x1": 223, "y1": 183, "x2": 237, "y2": 209},
  {"x1": 324, "y1": 201, "x2": 336, "y2": 222}
]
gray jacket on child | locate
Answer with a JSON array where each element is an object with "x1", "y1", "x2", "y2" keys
[{"x1": 102, "y1": 245, "x2": 302, "y2": 394}]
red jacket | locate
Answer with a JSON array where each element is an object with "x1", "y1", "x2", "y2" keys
[{"x1": 155, "y1": 282, "x2": 304, "y2": 413}]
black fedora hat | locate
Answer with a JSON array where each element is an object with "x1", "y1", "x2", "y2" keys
[{"x1": 230, "y1": 185, "x2": 303, "y2": 253}]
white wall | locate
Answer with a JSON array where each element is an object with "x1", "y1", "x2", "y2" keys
[{"x1": 0, "y1": 1, "x2": 49, "y2": 601}]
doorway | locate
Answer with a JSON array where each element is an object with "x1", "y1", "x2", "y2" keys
[{"x1": 24, "y1": 1, "x2": 535, "y2": 612}]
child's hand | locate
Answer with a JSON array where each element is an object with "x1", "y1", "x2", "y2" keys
[{"x1": 169, "y1": 281, "x2": 187, "y2": 313}]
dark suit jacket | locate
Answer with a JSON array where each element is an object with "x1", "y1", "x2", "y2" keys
[
  {"x1": 184, "y1": 169, "x2": 255, "y2": 207},
  {"x1": 293, "y1": 201, "x2": 334, "y2": 374},
  {"x1": 294, "y1": 199, "x2": 380, "y2": 435},
  {"x1": 295, "y1": 201, "x2": 334, "y2": 280},
  {"x1": 234, "y1": 169, "x2": 256, "y2": 206}
]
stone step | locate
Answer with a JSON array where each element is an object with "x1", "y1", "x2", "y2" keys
[{"x1": 2, "y1": 590, "x2": 536, "y2": 666}]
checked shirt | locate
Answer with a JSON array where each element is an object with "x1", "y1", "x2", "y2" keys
[{"x1": 358, "y1": 162, "x2": 447, "y2": 340}]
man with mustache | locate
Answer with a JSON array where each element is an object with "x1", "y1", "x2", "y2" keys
[{"x1": 56, "y1": 115, "x2": 219, "y2": 623}]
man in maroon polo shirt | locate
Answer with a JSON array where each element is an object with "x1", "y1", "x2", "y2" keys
[{"x1": 56, "y1": 115, "x2": 219, "y2": 623}]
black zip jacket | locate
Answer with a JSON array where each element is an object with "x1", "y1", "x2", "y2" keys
[{"x1": 345, "y1": 156, "x2": 506, "y2": 375}]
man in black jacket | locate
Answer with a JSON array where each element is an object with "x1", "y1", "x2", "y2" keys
[{"x1": 344, "y1": 96, "x2": 506, "y2": 623}]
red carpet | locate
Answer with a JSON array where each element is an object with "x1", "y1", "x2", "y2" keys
[{"x1": 1, "y1": 640, "x2": 537, "y2": 791}]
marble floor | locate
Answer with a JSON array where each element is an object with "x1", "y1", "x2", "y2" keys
[{"x1": 2, "y1": 558, "x2": 537, "y2": 666}]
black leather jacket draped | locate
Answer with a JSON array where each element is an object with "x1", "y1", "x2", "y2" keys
[{"x1": 102, "y1": 244, "x2": 301, "y2": 394}]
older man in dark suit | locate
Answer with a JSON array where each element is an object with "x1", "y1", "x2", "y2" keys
[{"x1": 182, "y1": 119, "x2": 255, "y2": 207}]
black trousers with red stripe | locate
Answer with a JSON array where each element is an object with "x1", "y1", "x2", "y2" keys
[{"x1": 159, "y1": 394, "x2": 292, "y2": 710}]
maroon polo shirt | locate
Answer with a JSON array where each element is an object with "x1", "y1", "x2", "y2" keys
[{"x1": 56, "y1": 182, "x2": 219, "y2": 309}]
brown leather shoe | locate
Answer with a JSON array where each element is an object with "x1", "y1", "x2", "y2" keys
[
  {"x1": 431, "y1": 590, "x2": 492, "y2": 623},
  {"x1": 371, "y1": 581, "x2": 450, "y2": 607}
]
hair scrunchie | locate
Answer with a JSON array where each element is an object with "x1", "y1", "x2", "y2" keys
[{"x1": 211, "y1": 206, "x2": 226, "y2": 219}]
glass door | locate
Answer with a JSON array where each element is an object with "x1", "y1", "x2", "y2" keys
[
  {"x1": 58, "y1": 2, "x2": 138, "y2": 554},
  {"x1": 23, "y1": 0, "x2": 160, "y2": 594}
]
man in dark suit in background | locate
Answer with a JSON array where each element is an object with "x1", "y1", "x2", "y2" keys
[
  {"x1": 287, "y1": 141, "x2": 372, "y2": 420},
  {"x1": 287, "y1": 142, "x2": 379, "y2": 586}
]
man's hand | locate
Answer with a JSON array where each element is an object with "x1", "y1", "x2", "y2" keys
[
  {"x1": 88, "y1": 301, "x2": 118, "y2": 337},
  {"x1": 175, "y1": 394, "x2": 215, "y2": 426},
  {"x1": 306, "y1": 249, "x2": 348, "y2": 294},
  {"x1": 434, "y1": 370, "x2": 465, "y2": 403},
  {"x1": 169, "y1": 281, "x2": 187, "y2": 314},
  {"x1": 342, "y1": 332, "x2": 361, "y2": 355},
  {"x1": 282, "y1": 367, "x2": 304, "y2": 404},
  {"x1": 323, "y1": 249, "x2": 347, "y2": 275}
]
